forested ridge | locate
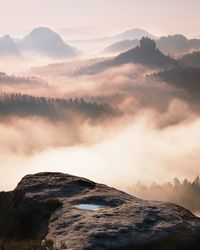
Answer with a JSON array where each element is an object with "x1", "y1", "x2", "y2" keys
[{"x1": 0, "y1": 93, "x2": 113, "y2": 120}]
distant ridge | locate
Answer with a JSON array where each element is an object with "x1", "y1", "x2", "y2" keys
[
  {"x1": 0, "y1": 27, "x2": 80, "y2": 58},
  {"x1": 18, "y1": 27, "x2": 80, "y2": 58},
  {"x1": 104, "y1": 34, "x2": 200, "y2": 55},
  {"x1": 111, "y1": 28, "x2": 157, "y2": 41},
  {"x1": 157, "y1": 34, "x2": 200, "y2": 54},
  {"x1": 0, "y1": 35, "x2": 20, "y2": 56},
  {"x1": 67, "y1": 28, "x2": 157, "y2": 50}
]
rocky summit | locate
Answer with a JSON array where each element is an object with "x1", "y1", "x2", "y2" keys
[{"x1": 0, "y1": 172, "x2": 200, "y2": 250}]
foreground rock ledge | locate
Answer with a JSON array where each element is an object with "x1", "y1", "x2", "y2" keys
[{"x1": 0, "y1": 172, "x2": 200, "y2": 250}]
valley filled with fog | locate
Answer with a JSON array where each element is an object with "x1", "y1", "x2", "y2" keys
[{"x1": 0, "y1": 27, "x2": 200, "y2": 215}]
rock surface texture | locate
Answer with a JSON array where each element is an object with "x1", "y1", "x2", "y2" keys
[{"x1": 0, "y1": 172, "x2": 200, "y2": 250}]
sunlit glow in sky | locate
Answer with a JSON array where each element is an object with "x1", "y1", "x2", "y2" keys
[{"x1": 0, "y1": 0, "x2": 199, "y2": 38}]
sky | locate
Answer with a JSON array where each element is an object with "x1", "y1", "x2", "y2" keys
[{"x1": 0, "y1": 0, "x2": 199, "y2": 39}]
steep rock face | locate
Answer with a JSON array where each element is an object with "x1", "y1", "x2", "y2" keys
[{"x1": 0, "y1": 172, "x2": 200, "y2": 250}]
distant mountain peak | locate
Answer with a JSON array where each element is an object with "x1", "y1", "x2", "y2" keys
[
  {"x1": 139, "y1": 37, "x2": 157, "y2": 51},
  {"x1": 3, "y1": 34, "x2": 12, "y2": 40},
  {"x1": 112, "y1": 37, "x2": 177, "y2": 68},
  {"x1": 67, "y1": 28, "x2": 157, "y2": 52},
  {"x1": 0, "y1": 34, "x2": 20, "y2": 56},
  {"x1": 28, "y1": 27, "x2": 62, "y2": 39},
  {"x1": 24, "y1": 27, "x2": 65, "y2": 44},
  {"x1": 0, "y1": 27, "x2": 81, "y2": 58},
  {"x1": 116, "y1": 28, "x2": 157, "y2": 40},
  {"x1": 31, "y1": 27, "x2": 55, "y2": 33},
  {"x1": 19, "y1": 27, "x2": 80, "y2": 58}
]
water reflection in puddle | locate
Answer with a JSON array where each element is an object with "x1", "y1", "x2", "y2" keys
[{"x1": 75, "y1": 204, "x2": 104, "y2": 211}]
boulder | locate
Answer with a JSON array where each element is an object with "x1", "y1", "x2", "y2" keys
[{"x1": 0, "y1": 172, "x2": 199, "y2": 249}]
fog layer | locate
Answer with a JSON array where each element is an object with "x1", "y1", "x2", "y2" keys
[{"x1": 0, "y1": 60, "x2": 199, "y2": 209}]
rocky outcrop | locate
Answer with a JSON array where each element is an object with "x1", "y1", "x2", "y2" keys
[
  {"x1": 112, "y1": 37, "x2": 178, "y2": 68},
  {"x1": 78, "y1": 38, "x2": 178, "y2": 75},
  {"x1": 0, "y1": 172, "x2": 200, "y2": 249}
]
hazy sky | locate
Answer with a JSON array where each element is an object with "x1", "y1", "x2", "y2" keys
[{"x1": 0, "y1": 0, "x2": 199, "y2": 38}]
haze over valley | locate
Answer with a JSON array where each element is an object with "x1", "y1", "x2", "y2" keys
[
  {"x1": 0, "y1": 0, "x2": 200, "y2": 225},
  {"x1": 0, "y1": 2, "x2": 200, "y2": 249},
  {"x1": 0, "y1": 30, "x2": 199, "y2": 215}
]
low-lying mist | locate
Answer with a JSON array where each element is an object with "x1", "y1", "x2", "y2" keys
[
  {"x1": 127, "y1": 176, "x2": 200, "y2": 216},
  {"x1": 0, "y1": 60, "x2": 199, "y2": 215},
  {"x1": 1, "y1": 115, "x2": 200, "y2": 189}
]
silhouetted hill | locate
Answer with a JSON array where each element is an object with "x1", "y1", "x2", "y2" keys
[
  {"x1": 180, "y1": 51, "x2": 200, "y2": 67},
  {"x1": 18, "y1": 27, "x2": 80, "y2": 58},
  {"x1": 78, "y1": 38, "x2": 178, "y2": 74},
  {"x1": 104, "y1": 34, "x2": 200, "y2": 55},
  {"x1": 0, "y1": 35, "x2": 20, "y2": 56}
]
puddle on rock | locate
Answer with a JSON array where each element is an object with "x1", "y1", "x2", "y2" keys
[{"x1": 75, "y1": 204, "x2": 104, "y2": 211}]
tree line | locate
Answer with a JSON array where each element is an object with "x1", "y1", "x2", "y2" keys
[
  {"x1": 0, "y1": 93, "x2": 113, "y2": 120},
  {"x1": 0, "y1": 72, "x2": 46, "y2": 85},
  {"x1": 130, "y1": 176, "x2": 200, "y2": 214}
]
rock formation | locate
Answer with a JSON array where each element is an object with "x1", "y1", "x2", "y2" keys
[
  {"x1": 78, "y1": 38, "x2": 178, "y2": 75},
  {"x1": 0, "y1": 172, "x2": 200, "y2": 249}
]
